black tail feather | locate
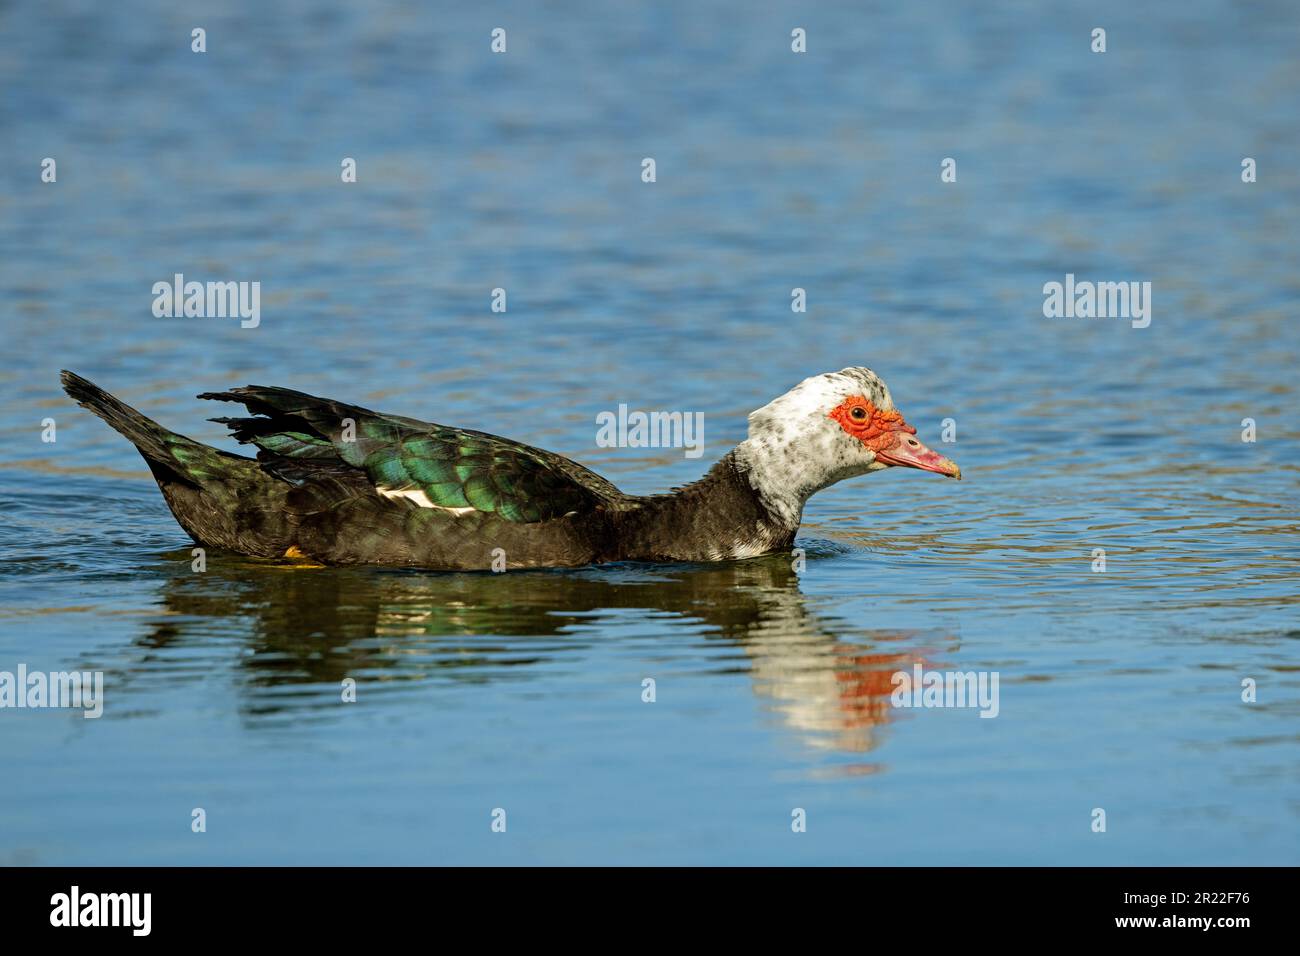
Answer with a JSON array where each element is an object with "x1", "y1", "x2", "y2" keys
[
  {"x1": 60, "y1": 371, "x2": 292, "y2": 554},
  {"x1": 59, "y1": 369, "x2": 176, "y2": 462}
]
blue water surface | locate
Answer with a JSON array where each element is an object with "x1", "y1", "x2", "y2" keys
[{"x1": 0, "y1": 0, "x2": 1297, "y2": 864}]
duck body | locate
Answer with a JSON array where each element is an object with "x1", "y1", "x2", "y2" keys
[{"x1": 60, "y1": 367, "x2": 959, "y2": 570}]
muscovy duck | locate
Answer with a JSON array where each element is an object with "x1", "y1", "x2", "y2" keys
[{"x1": 60, "y1": 367, "x2": 959, "y2": 569}]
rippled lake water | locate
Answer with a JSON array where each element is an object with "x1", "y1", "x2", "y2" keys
[{"x1": 1, "y1": 0, "x2": 1297, "y2": 864}]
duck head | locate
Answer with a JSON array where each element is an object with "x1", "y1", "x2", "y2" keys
[{"x1": 734, "y1": 367, "x2": 960, "y2": 527}]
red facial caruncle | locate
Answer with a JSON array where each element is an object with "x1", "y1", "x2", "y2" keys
[{"x1": 828, "y1": 395, "x2": 961, "y2": 479}]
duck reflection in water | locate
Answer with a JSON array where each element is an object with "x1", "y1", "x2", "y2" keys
[{"x1": 122, "y1": 552, "x2": 953, "y2": 755}]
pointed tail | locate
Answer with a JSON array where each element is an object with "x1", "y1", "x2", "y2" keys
[
  {"x1": 59, "y1": 369, "x2": 186, "y2": 465},
  {"x1": 60, "y1": 370, "x2": 291, "y2": 554}
]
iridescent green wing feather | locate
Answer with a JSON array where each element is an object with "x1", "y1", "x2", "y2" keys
[{"x1": 201, "y1": 385, "x2": 622, "y2": 523}]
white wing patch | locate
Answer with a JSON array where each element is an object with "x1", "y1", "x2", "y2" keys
[{"x1": 377, "y1": 487, "x2": 475, "y2": 515}]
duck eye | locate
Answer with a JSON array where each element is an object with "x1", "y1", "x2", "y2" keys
[{"x1": 850, "y1": 406, "x2": 867, "y2": 421}]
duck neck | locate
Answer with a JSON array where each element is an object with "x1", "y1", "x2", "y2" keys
[{"x1": 613, "y1": 448, "x2": 802, "y2": 563}]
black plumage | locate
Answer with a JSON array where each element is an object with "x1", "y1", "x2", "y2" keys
[{"x1": 60, "y1": 371, "x2": 787, "y2": 569}]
